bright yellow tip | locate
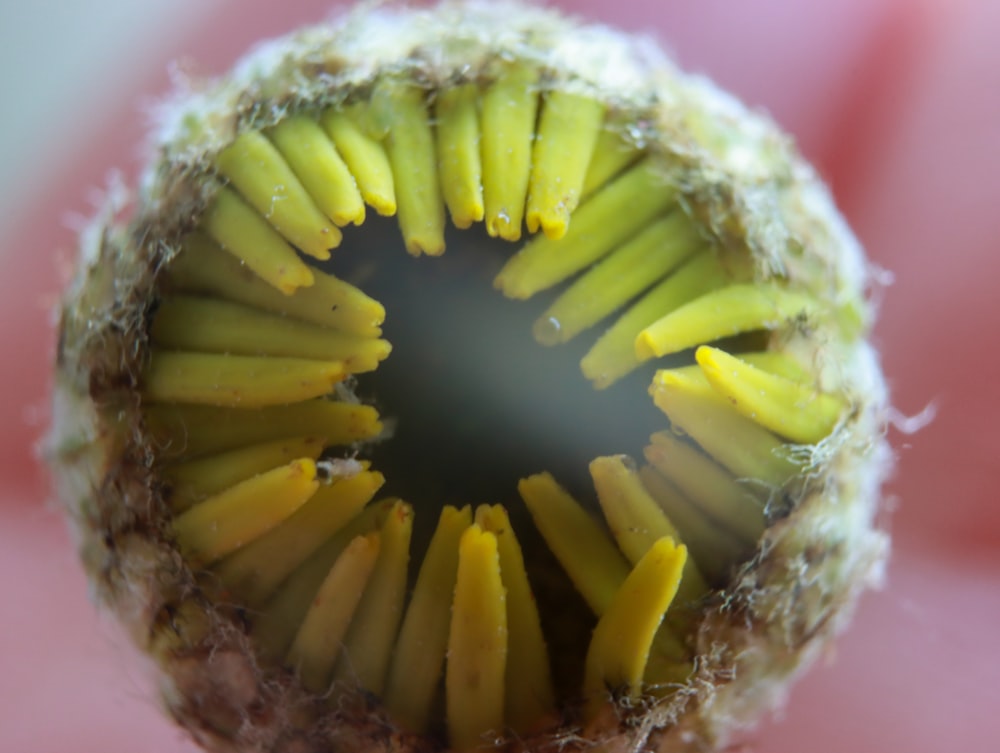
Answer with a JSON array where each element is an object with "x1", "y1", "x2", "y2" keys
[
  {"x1": 251, "y1": 501, "x2": 387, "y2": 664},
  {"x1": 268, "y1": 115, "x2": 366, "y2": 227},
  {"x1": 645, "y1": 432, "x2": 765, "y2": 545},
  {"x1": 475, "y1": 505, "x2": 556, "y2": 734},
  {"x1": 320, "y1": 105, "x2": 397, "y2": 217},
  {"x1": 142, "y1": 351, "x2": 344, "y2": 407},
  {"x1": 163, "y1": 436, "x2": 325, "y2": 513},
  {"x1": 143, "y1": 400, "x2": 382, "y2": 461},
  {"x1": 584, "y1": 537, "x2": 687, "y2": 718},
  {"x1": 446, "y1": 525, "x2": 508, "y2": 751},
  {"x1": 649, "y1": 367, "x2": 801, "y2": 488},
  {"x1": 169, "y1": 233, "x2": 385, "y2": 336},
  {"x1": 377, "y1": 79, "x2": 446, "y2": 255},
  {"x1": 385, "y1": 505, "x2": 472, "y2": 733},
  {"x1": 526, "y1": 91, "x2": 604, "y2": 239},
  {"x1": 696, "y1": 346, "x2": 847, "y2": 444},
  {"x1": 636, "y1": 283, "x2": 817, "y2": 361},
  {"x1": 481, "y1": 62, "x2": 540, "y2": 241},
  {"x1": 201, "y1": 188, "x2": 315, "y2": 295},
  {"x1": 518, "y1": 472, "x2": 630, "y2": 616},
  {"x1": 589, "y1": 455, "x2": 708, "y2": 605},
  {"x1": 286, "y1": 532, "x2": 381, "y2": 693},
  {"x1": 334, "y1": 500, "x2": 413, "y2": 694},
  {"x1": 215, "y1": 469, "x2": 385, "y2": 608},
  {"x1": 435, "y1": 84, "x2": 485, "y2": 229},
  {"x1": 172, "y1": 458, "x2": 319, "y2": 565},
  {"x1": 580, "y1": 251, "x2": 733, "y2": 388},
  {"x1": 151, "y1": 296, "x2": 391, "y2": 374},
  {"x1": 215, "y1": 130, "x2": 342, "y2": 258},
  {"x1": 496, "y1": 159, "x2": 679, "y2": 300},
  {"x1": 534, "y1": 212, "x2": 701, "y2": 345}
]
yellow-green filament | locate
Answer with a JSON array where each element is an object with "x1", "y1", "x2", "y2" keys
[
  {"x1": 143, "y1": 400, "x2": 382, "y2": 460},
  {"x1": 201, "y1": 188, "x2": 315, "y2": 294},
  {"x1": 481, "y1": 62, "x2": 540, "y2": 241},
  {"x1": 534, "y1": 213, "x2": 701, "y2": 345},
  {"x1": 583, "y1": 538, "x2": 686, "y2": 718},
  {"x1": 142, "y1": 352, "x2": 344, "y2": 407},
  {"x1": 162, "y1": 436, "x2": 325, "y2": 513},
  {"x1": 696, "y1": 346, "x2": 846, "y2": 444},
  {"x1": 650, "y1": 368, "x2": 800, "y2": 487},
  {"x1": 334, "y1": 500, "x2": 413, "y2": 694},
  {"x1": 286, "y1": 532, "x2": 381, "y2": 693},
  {"x1": 581, "y1": 126, "x2": 641, "y2": 198},
  {"x1": 581, "y1": 250, "x2": 733, "y2": 389},
  {"x1": 476, "y1": 504, "x2": 556, "y2": 733},
  {"x1": 636, "y1": 283, "x2": 817, "y2": 360},
  {"x1": 739, "y1": 350, "x2": 811, "y2": 383},
  {"x1": 268, "y1": 115, "x2": 366, "y2": 227},
  {"x1": 172, "y1": 458, "x2": 319, "y2": 565},
  {"x1": 435, "y1": 83, "x2": 484, "y2": 229},
  {"x1": 151, "y1": 296, "x2": 391, "y2": 373},
  {"x1": 252, "y1": 502, "x2": 388, "y2": 663},
  {"x1": 518, "y1": 472, "x2": 630, "y2": 616},
  {"x1": 645, "y1": 433, "x2": 765, "y2": 544},
  {"x1": 321, "y1": 105, "x2": 397, "y2": 216},
  {"x1": 496, "y1": 159, "x2": 679, "y2": 299},
  {"x1": 526, "y1": 91, "x2": 604, "y2": 239},
  {"x1": 214, "y1": 130, "x2": 341, "y2": 259},
  {"x1": 377, "y1": 79, "x2": 446, "y2": 255},
  {"x1": 589, "y1": 456, "x2": 708, "y2": 605},
  {"x1": 638, "y1": 466, "x2": 749, "y2": 585},
  {"x1": 385, "y1": 505, "x2": 472, "y2": 733},
  {"x1": 215, "y1": 470, "x2": 385, "y2": 608},
  {"x1": 446, "y1": 525, "x2": 508, "y2": 751},
  {"x1": 168, "y1": 233, "x2": 384, "y2": 336}
]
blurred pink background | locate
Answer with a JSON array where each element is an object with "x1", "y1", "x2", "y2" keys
[{"x1": 2, "y1": 1, "x2": 998, "y2": 751}]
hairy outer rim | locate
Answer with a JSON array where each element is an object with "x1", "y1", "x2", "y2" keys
[{"x1": 49, "y1": 3, "x2": 891, "y2": 752}]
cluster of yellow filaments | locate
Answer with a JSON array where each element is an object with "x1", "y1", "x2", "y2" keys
[{"x1": 141, "y1": 63, "x2": 848, "y2": 749}]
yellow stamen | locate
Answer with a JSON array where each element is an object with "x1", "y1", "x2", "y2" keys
[
  {"x1": 475, "y1": 504, "x2": 556, "y2": 734},
  {"x1": 518, "y1": 472, "x2": 630, "y2": 616},
  {"x1": 696, "y1": 346, "x2": 847, "y2": 444},
  {"x1": 376, "y1": 79, "x2": 446, "y2": 255},
  {"x1": 143, "y1": 400, "x2": 382, "y2": 460},
  {"x1": 142, "y1": 351, "x2": 344, "y2": 407},
  {"x1": 320, "y1": 104, "x2": 397, "y2": 217},
  {"x1": 215, "y1": 130, "x2": 341, "y2": 259},
  {"x1": 526, "y1": 91, "x2": 604, "y2": 239},
  {"x1": 645, "y1": 433, "x2": 765, "y2": 544},
  {"x1": 636, "y1": 283, "x2": 817, "y2": 361},
  {"x1": 215, "y1": 470, "x2": 385, "y2": 608},
  {"x1": 151, "y1": 296, "x2": 391, "y2": 373},
  {"x1": 385, "y1": 505, "x2": 472, "y2": 733},
  {"x1": 435, "y1": 83, "x2": 485, "y2": 229},
  {"x1": 162, "y1": 436, "x2": 325, "y2": 513},
  {"x1": 650, "y1": 368, "x2": 801, "y2": 487},
  {"x1": 334, "y1": 500, "x2": 413, "y2": 694},
  {"x1": 252, "y1": 502, "x2": 387, "y2": 663},
  {"x1": 638, "y1": 465, "x2": 749, "y2": 586},
  {"x1": 581, "y1": 250, "x2": 733, "y2": 389},
  {"x1": 533, "y1": 213, "x2": 701, "y2": 345},
  {"x1": 583, "y1": 538, "x2": 686, "y2": 718},
  {"x1": 286, "y1": 533, "x2": 381, "y2": 693},
  {"x1": 268, "y1": 115, "x2": 366, "y2": 227},
  {"x1": 740, "y1": 351, "x2": 811, "y2": 383},
  {"x1": 201, "y1": 187, "x2": 315, "y2": 294},
  {"x1": 581, "y1": 126, "x2": 641, "y2": 198},
  {"x1": 172, "y1": 458, "x2": 319, "y2": 565},
  {"x1": 168, "y1": 233, "x2": 384, "y2": 336},
  {"x1": 481, "y1": 62, "x2": 540, "y2": 241},
  {"x1": 495, "y1": 159, "x2": 679, "y2": 299},
  {"x1": 589, "y1": 456, "x2": 708, "y2": 605},
  {"x1": 446, "y1": 525, "x2": 508, "y2": 751}
]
